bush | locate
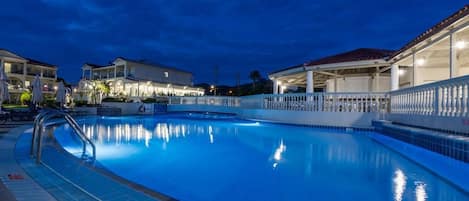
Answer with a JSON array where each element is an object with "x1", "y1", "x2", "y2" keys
[
  {"x1": 102, "y1": 97, "x2": 125, "y2": 102},
  {"x1": 20, "y1": 91, "x2": 32, "y2": 105},
  {"x1": 74, "y1": 100, "x2": 88, "y2": 107},
  {"x1": 142, "y1": 98, "x2": 156, "y2": 103}
]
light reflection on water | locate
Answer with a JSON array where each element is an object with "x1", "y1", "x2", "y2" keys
[
  {"x1": 52, "y1": 115, "x2": 467, "y2": 201},
  {"x1": 393, "y1": 169, "x2": 406, "y2": 201}
]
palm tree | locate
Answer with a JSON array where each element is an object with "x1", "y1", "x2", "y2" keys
[
  {"x1": 89, "y1": 80, "x2": 110, "y2": 104},
  {"x1": 249, "y1": 70, "x2": 261, "y2": 89}
]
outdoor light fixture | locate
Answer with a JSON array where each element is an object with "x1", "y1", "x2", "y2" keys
[
  {"x1": 53, "y1": 86, "x2": 58, "y2": 90},
  {"x1": 416, "y1": 58, "x2": 425, "y2": 66},
  {"x1": 455, "y1": 40, "x2": 466, "y2": 49},
  {"x1": 281, "y1": 86, "x2": 287, "y2": 90},
  {"x1": 399, "y1": 69, "x2": 405, "y2": 76},
  {"x1": 167, "y1": 84, "x2": 171, "y2": 88}
]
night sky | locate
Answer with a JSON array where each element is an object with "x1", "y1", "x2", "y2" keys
[{"x1": 1, "y1": 1, "x2": 466, "y2": 85}]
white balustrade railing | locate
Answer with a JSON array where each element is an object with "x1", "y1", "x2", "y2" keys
[
  {"x1": 242, "y1": 93, "x2": 388, "y2": 113},
  {"x1": 390, "y1": 75, "x2": 469, "y2": 117},
  {"x1": 169, "y1": 93, "x2": 388, "y2": 113},
  {"x1": 169, "y1": 96, "x2": 241, "y2": 107}
]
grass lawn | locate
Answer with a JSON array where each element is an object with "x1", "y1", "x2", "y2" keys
[{"x1": 2, "y1": 104, "x2": 28, "y2": 109}]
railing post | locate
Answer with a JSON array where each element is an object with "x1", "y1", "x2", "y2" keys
[{"x1": 433, "y1": 86, "x2": 439, "y2": 116}]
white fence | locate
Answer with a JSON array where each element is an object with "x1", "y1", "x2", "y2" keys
[
  {"x1": 169, "y1": 96, "x2": 240, "y2": 107},
  {"x1": 170, "y1": 93, "x2": 388, "y2": 113},
  {"x1": 390, "y1": 75, "x2": 469, "y2": 117},
  {"x1": 245, "y1": 93, "x2": 388, "y2": 112}
]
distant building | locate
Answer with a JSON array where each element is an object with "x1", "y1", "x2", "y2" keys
[
  {"x1": 78, "y1": 57, "x2": 203, "y2": 101},
  {"x1": 0, "y1": 49, "x2": 58, "y2": 101},
  {"x1": 269, "y1": 5, "x2": 469, "y2": 93}
]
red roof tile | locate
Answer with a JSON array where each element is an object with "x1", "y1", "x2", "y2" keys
[
  {"x1": 304, "y1": 48, "x2": 394, "y2": 66},
  {"x1": 270, "y1": 48, "x2": 393, "y2": 75}
]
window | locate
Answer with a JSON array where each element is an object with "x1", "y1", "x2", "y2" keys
[{"x1": 164, "y1": 71, "x2": 169, "y2": 78}]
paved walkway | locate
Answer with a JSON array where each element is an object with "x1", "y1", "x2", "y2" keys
[
  {"x1": 0, "y1": 121, "x2": 56, "y2": 201},
  {"x1": 0, "y1": 119, "x2": 172, "y2": 201}
]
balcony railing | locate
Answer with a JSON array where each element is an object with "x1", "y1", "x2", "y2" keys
[{"x1": 389, "y1": 75, "x2": 469, "y2": 117}]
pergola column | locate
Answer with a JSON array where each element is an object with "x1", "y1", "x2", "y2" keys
[
  {"x1": 412, "y1": 52, "x2": 418, "y2": 86},
  {"x1": 306, "y1": 70, "x2": 314, "y2": 93},
  {"x1": 390, "y1": 64, "x2": 399, "y2": 91},
  {"x1": 279, "y1": 85, "x2": 284, "y2": 94},
  {"x1": 272, "y1": 79, "x2": 278, "y2": 94},
  {"x1": 449, "y1": 32, "x2": 457, "y2": 78}
]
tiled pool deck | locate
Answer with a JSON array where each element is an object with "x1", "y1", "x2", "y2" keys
[{"x1": 0, "y1": 124, "x2": 175, "y2": 201}]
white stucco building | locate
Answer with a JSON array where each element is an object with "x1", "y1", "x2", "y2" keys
[
  {"x1": 79, "y1": 57, "x2": 203, "y2": 100},
  {"x1": 0, "y1": 49, "x2": 58, "y2": 101},
  {"x1": 270, "y1": 5, "x2": 469, "y2": 93}
]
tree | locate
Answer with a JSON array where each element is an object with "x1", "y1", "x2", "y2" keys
[
  {"x1": 20, "y1": 90, "x2": 32, "y2": 105},
  {"x1": 88, "y1": 80, "x2": 110, "y2": 104},
  {"x1": 249, "y1": 70, "x2": 261, "y2": 89}
]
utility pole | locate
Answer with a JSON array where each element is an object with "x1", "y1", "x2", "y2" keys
[{"x1": 236, "y1": 72, "x2": 240, "y2": 96}]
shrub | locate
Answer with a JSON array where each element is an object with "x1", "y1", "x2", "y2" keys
[
  {"x1": 20, "y1": 91, "x2": 32, "y2": 105},
  {"x1": 102, "y1": 97, "x2": 125, "y2": 102}
]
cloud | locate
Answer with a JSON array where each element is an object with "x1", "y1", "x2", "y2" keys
[{"x1": 0, "y1": 0, "x2": 468, "y2": 84}]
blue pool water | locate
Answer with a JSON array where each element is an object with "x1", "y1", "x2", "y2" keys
[{"x1": 53, "y1": 113, "x2": 468, "y2": 201}]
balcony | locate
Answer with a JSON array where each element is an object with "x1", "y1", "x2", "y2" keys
[{"x1": 6, "y1": 70, "x2": 24, "y2": 75}]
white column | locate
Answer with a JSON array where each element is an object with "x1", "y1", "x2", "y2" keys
[
  {"x1": 449, "y1": 32, "x2": 456, "y2": 78},
  {"x1": 412, "y1": 52, "x2": 418, "y2": 86},
  {"x1": 273, "y1": 79, "x2": 278, "y2": 94},
  {"x1": 124, "y1": 64, "x2": 127, "y2": 77},
  {"x1": 375, "y1": 67, "x2": 380, "y2": 92},
  {"x1": 391, "y1": 64, "x2": 399, "y2": 91},
  {"x1": 279, "y1": 85, "x2": 284, "y2": 94},
  {"x1": 0, "y1": 59, "x2": 3, "y2": 71},
  {"x1": 23, "y1": 63, "x2": 27, "y2": 76},
  {"x1": 306, "y1": 70, "x2": 314, "y2": 93},
  {"x1": 82, "y1": 69, "x2": 85, "y2": 79},
  {"x1": 333, "y1": 70, "x2": 338, "y2": 92},
  {"x1": 114, "y1": 65, "x2": 117, "y2": 78}
]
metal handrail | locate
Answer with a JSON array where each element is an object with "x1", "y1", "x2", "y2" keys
[{"x1": 31, "y1": 109, "x2": 96, "y2": 164}]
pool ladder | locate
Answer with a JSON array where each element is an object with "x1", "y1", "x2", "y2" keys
[{"x1": 30, "y1": 109, "x2": 96, "y2": 164}]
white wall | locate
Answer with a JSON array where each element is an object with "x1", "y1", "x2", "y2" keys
[
  {"x1": 101, "y1": 102, "x2": 154, "y2": 115},
  {"x1": 168, "y1": 104, "x2": 378, "y2": 128},
  {"x1": 387, "y1": 114, "x2": 468, "y2": 134},
  {"x1": 326, "y1": 76, "x2": 390, "y2": 92}
]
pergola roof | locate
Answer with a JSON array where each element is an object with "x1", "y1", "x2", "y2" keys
[
  {"x1": 270, "y1": 48, "x2": 393, "y2": 76},
  {"x1": 390, "y1": 4, "x2": 469, "y2": 60},
  {"x1": 304, "y1": 48, "x2": 394, "y2": 66}
]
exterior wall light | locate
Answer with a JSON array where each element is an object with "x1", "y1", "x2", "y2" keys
[
  {"x1": 399, "y1": 69, "x2": 405, "y2": 76},
  {"x1": 455, "y1": 41, "x2": 466, "y2": 49},
  {"x1": 416, "y1": 58, "x2": 425, "y2": 66}
]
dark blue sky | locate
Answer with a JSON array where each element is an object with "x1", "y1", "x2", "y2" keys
[{"x1": 0, "y1": 1, "x2": 466, "y2": 85}]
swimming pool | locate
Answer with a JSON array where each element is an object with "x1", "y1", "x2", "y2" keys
[{"x1": 52, "y1": 113, "x2": 468, "y2": 201}]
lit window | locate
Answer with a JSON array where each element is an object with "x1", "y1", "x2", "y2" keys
[{"x1": 164, "y1": 72, "x2": 169, "y2": 78}]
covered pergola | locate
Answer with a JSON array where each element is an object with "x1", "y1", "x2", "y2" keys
[
  {"x1": 389, "y1": 5, "x2": 469, "y2": 90},
  {"x1": 269, "y1": 48, "x2": 394, "y2": 93}
]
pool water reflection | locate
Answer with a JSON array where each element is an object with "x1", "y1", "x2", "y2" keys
[{"x1": 53, "y1": 114, "x2": 468, "y2": 201}]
